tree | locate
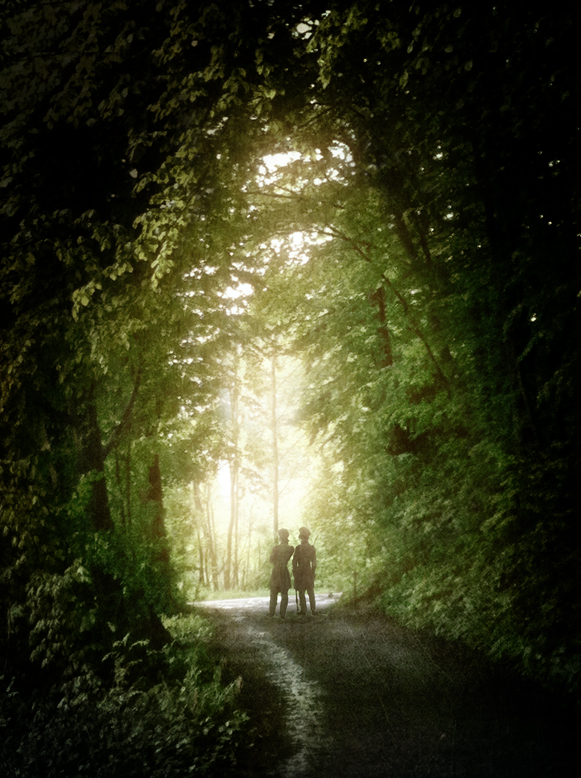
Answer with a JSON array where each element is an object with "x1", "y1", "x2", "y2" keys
[
  {"x1": 1, "y1": 0, "x2": 310, "y2": 686},
  {"x1": 256, "y1": 1, "x2": 581, "y2": 691},
  {"x1": 222, "y1": 3, "x2": 581, "y2": 693},
  {"x1": 3, "y1": 0, "x2": 581, "y2": 703}
]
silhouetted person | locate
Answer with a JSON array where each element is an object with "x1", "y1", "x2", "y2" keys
[
  {"x1": 293, "y1": 526, "x2": 317, "y2": 615},
  {"x1": 269, "y1": 528, "x2": 294, "y2": 619}
]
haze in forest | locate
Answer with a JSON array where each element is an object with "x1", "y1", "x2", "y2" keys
[{"x1": 2, "y1": 2, "x2": 580, "y2": 773}]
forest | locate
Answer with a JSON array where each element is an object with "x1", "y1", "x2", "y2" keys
[{"x1": 2, "y1": 1, "x2": 581, "y2": 773}]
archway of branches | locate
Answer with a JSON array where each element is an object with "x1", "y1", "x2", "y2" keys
[{"x1": 3, "y1": 1, "x2": 581, "y2": 698}]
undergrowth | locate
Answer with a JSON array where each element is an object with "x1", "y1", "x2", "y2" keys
[{"x1": 0, "y1": 613, "x2": 250, "y2": 777}]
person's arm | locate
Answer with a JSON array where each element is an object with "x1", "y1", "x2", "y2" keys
[
  {"x1": 312, "y1": 547, "x2": 317, "y2": 579},
  {"x1": 292, "y1": 546, "x2": 299, "y2": 571}
]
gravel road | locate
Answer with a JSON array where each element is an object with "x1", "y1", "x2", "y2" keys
[{"x1": 197, "y1": 595, "x2": 580, "y2": 778}]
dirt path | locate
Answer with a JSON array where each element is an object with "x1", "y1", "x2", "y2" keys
[{"x1": 198, "y1": 595, "x2": 579, "y2": 778}]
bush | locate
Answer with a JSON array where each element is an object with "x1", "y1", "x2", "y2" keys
[{"x1": 0, "y1": 615, "x2": 249, "y2": 777}]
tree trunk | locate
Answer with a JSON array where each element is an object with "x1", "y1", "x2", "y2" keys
[
  {"x1": 195, "y1": 480, "x2": 220, "y2": 591},
  {"x1": 84, "y1": 388, "x2": 114, "y2": 532},
  {"x1": 146, "y1": 453, "x2": 173, "y2": 614},
  {"x1": 370, "y1": 285, "x2": 394, "y2": 368},
  {"x1": 225, "y1": 357, "x2": 241, "y2": 590},
  {"x1": 114, "y1": 449, "x2": 126, "y2": 527},
  {"x1": 125, "y1": 447, "x2": 132, "y2": 527},
  {"x1": 197, "y1": 526, "x2": 205, "y2": 587},
  {"x1": 271, "y1": 353, "x2": 280, "y2": 544},
  {"x1": 226, "y1": 455, "x2": 240, "y2": 589},
  {"x1": 147, "y1": 454, "x2": 166, "y2": 545},
  {"x1": 206, "y1": 487, "x2": 220, "y2": 590}
]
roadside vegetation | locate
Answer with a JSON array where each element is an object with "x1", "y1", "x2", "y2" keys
[
  {"x1": 0, "y1": 612, "x2": 248, "y2": 776},
  {"x1": 1, "y1": 2, "x2": 581, "y2": 772}
]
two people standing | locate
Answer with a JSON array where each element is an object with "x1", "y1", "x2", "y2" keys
[{"x1": 269, "y1": 526, "x2": 317, "y2": 619}]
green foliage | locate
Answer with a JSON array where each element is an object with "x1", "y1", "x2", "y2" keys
[
  {"x1": 235, "y1": 4, "x2": 581, "y2": 698},
  {"x1": 2, "y1": 0, "x2": 581, "y2": 728},
  {"x1": 1, "y1": 0, "x2": 273, "y2": 693},
  {"x1": 0, "y1": 614, "x2": 248, "y2": 777},
  {"x1": 26, "y1": 563, "x2": 97, "y2": 675}
]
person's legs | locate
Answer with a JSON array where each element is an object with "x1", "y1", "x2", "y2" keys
[
  {"x1": 307, "y1": 586, "x2": 316, "y2": 614},
  {"x1": 280, "y1": 590, "x2": 289, "y2": 618},
  {"x1": 269, "y1": 587, "x2": 279, "y2": 616},
  {"x1": 298, "y1": 588, "x2": 307, "y2": 614}
]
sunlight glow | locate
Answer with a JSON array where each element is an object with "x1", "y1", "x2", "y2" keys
[{"x1": 263, "y1": 151, "x2": 301, "y2": 171}]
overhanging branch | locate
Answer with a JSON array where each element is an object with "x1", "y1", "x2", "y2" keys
[{"x1": 103, "y1": 365, "x2": 143, "y2": 459}]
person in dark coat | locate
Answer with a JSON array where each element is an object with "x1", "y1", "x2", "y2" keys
[
  {"x1": 293, "y1": 526, "x2": 317, "y2": 615},
  {"x1": 269, "y1": 528, "x2": 294, "y2": 618}
]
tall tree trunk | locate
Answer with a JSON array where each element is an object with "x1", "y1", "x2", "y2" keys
[
  {"x1": 233, "y1": 471, "x2": 240, "y2": 589},
  {"x1": 147, "y1": 453, "x2": 166, "y2": 547},
  {"x1": 226, "y1": 455, "x2": 240, "y2": 589},
  {"x1": 146, "y1": 453, "x2": 174, "y2": 612},
  {"x1": 114, "y1": 449, "x2": 126, "y2": 527},
  {"x1": 125, "y1": 447, "x2": 132, "y2": 527},
  {"x1": 195, "y1": 480, "x2": 219, "y2": 591},
  {"x1": 271, "y1": 353, "x2": 280, "y2": 544},
  {"x1": 370, "y1": 285, "x2": 394, "y2": 368},
  {"x1": 225, "y1": 357, "x2": 241, "y2": 590},
  {"x1": 206, "y1": 486, "x2": 220, "y2": 590},
  {"x1": 83, "y1": 388, "x2": 114, "y2": 532},
  {"x1": 245, "y1": 511, "x2": 253, "y2": 590},
  {"x1": 197, "y1": 525, "x2": 205, "y2": 587},
  {"x1": 77, "y1": 388, "x2": 175, "y2": 649}
]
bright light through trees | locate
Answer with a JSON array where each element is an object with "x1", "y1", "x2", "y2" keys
[
  {"x1": 169, "y1": 144, "x2": 357, "y2": 595},
  {"x1": 3, "y1": 0, "x2": 581, "y2": 713}
]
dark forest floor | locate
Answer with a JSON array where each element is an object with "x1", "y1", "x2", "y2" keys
[{"x1": 198, "y1": 594, "x2": 581, "y2": 778}]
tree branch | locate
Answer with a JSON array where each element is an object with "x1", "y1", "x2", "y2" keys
[
  {"x1": 103, "y1": 365, "x2": 142, "y2": 459},
  {"x1": 322, "y1": 223, "x2": 450, "y2": 391}
]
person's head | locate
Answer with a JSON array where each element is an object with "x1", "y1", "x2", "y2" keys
[
  {"x1": 298, "y1": 526, "x2": 311, "y2": 541},
  {"x1": 278, "y1": 528, "x2": 289, "y2": 543}
]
